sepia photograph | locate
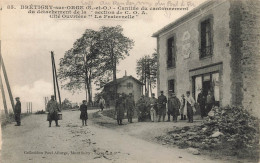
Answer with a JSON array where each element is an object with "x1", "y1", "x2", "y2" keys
[{"x1": 0, "y1": 0, "x2": 259, "y2": 162}]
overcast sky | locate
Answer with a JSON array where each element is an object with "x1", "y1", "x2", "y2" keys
[{"x1": 0, "y1": 0, "x2": 206, "y2": 112}]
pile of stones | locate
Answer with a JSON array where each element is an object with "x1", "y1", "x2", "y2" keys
[{"x1": 157, "y1": 106, "x2": 259, "y2": 154}]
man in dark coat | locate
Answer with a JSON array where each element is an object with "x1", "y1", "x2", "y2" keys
[
  {"x1": 167, "y1": 92, "x2": 181, "y2": 122},
  {"x1": 14, "y1": 97, "x2": 21, "y2": 126},
  {"x1": 126, "y1": 93, "x2": 135, "y2": 123},
  {"x1": 197, "y1": 89, "x2": 206, "y2": 118},
  {"x1": 47, "y1": 95, "x2": 60, "y2": 127},
  {"x1": 80, "y1": 100, "x2": 88, "y2": 126},
  {"x1": 115, "y1": 94, "x2": 125, "y2": 125},
  {"x1": 157, "y1": 91, "x2": 167, "y2": 122},
  {"x1": 205, "y1": 90, "x2": 215, "y2": 115}
]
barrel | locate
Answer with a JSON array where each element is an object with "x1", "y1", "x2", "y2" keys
[{"x1": 58, "y1": 113, "x2": 62, "y2": 120}]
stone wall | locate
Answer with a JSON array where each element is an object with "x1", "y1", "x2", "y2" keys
[{"x1": 235, "y1": 0, "x2": 260, "y2": 117}]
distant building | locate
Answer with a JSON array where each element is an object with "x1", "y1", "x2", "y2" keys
[
  {"x1": 153, "y1": 0, "x2": 260, "y2": 117},
  {"x1": 103, "y1": 75, "x2": 144, "y2": 103}
]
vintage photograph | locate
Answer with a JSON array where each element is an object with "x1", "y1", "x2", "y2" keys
[{"x1": 0, "y1": 0, "x2": 259, "y2": 162}]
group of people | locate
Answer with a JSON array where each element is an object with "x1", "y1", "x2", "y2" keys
[
  {"x1": 153, "y1": 90, "x2": 196, "y2": 123},
  {"x1": 113, "y1": 89, "x2": 215, "y2": 125},
  {"x1": 13, "y1": 89, "x2": 215, "y2": 127}
]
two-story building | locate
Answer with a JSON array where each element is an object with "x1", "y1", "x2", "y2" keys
[{"x1": 153, "y1": 0, "x2": 260, "y2": 117}]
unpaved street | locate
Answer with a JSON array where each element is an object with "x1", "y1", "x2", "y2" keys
[{"x1": 1, "y1": 110, "x2": 228, "y2": 163}]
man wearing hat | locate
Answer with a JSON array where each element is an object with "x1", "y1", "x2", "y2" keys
[
  {"x1": 46, "y1": 95, "x2": 60, "y2": 127},
  {"x1": 167, "y1": 92, "x2": 181, "y2": 122},
  {"x1": 14, "y1": 97, "x2": 21, "y2": 126},
  {"x1": 157, "y1": 91, "x2": 167, "y2": 122}
]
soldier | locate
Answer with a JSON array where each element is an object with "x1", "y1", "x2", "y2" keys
[
  {"x1": 126, "y1": 93, "x2": 135, "y2": 123},
  {"x1": 150, "y1": 93, "x2": 158, "y2": 122},
  {"x1": 157, "y1": 91, "x2": 167, "y2": 122},
  {"x1": 167, "y1": 92, "x2": 181, "y2": 122},
  {"x1": 47, "y1": 95, "x2": 60, "y2": 127},
  {"x1": 115, "y1": 94, "x2": 125, "y2": 125},
  {"x1": 14, "y1": 97, "x2": 21, "y2": 126}
]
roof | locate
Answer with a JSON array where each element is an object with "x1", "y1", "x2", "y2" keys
[
  {"x1": 104, "y1": 75, "x2": 144, "y2": 88},
  {"x1": 152, "y1": 0, "x2": 217, "y2": 37}
]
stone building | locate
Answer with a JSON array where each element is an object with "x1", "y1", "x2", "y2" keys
[
  {"x1": 103, "y1": 75, "x2": 144, "y2": 103},
  {"x1": 153, "y1": 0, "x2": 260, "y2": 117}
]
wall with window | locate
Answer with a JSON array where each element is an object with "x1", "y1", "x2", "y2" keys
[
  {"x1": 157, "y1": 1, "x2": 232, "y2": 105},
  {"x1": 117, "y1": 78, "x2": 142, "y2": 103}
]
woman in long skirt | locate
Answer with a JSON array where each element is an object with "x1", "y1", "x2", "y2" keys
[{"x1": 80, "y1": 100, "x2": 88, "y2": 126}]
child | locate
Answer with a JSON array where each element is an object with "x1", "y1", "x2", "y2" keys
[{"x1": 80, "y1": 100, "x2": 88, "y2": 126}]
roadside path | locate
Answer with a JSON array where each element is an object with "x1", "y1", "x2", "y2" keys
[{"x1": 1, "y1": 110, "x2": 227, "y2": 163}]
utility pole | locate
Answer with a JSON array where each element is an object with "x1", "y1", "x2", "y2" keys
[
  {"x1": 51, "y1": 51, "x2": 62, "y2": 110},
  {"x1": 0, "y1": 41, "x2": 15, "y2": 114}
]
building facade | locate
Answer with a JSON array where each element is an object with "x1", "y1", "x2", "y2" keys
[
  {"x1": 103, "y1": 75, "x2": 144, "y2": 103},
  {"x1": 153, "y1": 0, "x2": 260, "y2": 117}
]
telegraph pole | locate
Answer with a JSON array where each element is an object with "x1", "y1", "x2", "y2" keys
[
  {"x1": 0, "y1": 41, "x2": 15, "y2": 114},
  {"x1": 51, "y1": 51, "x2": 62, "y2": 110}
]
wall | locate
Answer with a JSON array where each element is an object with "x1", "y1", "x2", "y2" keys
[
  {"x1": 233, "y1": 0, "x2": 260, "y2": 117},
  {"x1": 117, "y1": 78, "x2": 142, "y2": 103},
  {"x1": 157, "y1": 1, "x2": 232, "y2": 105}
]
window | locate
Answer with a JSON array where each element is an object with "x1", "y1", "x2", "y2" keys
[
  {"x1": 168, "y1": 79, "x2": 175, "y2": 94},
  {"x1": 127, "y1": 82, "x2": 133, "y2": 89},
  {"x1": 200, "y1": 19, "x2": 212, "y2": 58},
  {"x1": 167, "y1": 37, "x2": 176, "y2": 68}
]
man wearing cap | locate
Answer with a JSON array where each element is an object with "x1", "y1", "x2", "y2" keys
[
  {"x1": 14, "y1": 97, "x2": 21, "y2": 126},
  {"x1": 167, "y1": 92, "x2": 181, "y2": 122},
  {"x1": 47, "y1": 95, "x2": 60, "y2": 127},
  {"x1": 157, "y1": 91, "x2": 167, "y2": 122},
  {"x1": 126, "y1": 93, "x2": 135, "y2": 123},
  {"x1": 115, "y1": 93, "x2": 125, "y2": 125}
]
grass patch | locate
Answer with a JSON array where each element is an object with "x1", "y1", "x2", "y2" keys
[{"x1": 1, "y1": 110, "x2": 30, "y2": 127}]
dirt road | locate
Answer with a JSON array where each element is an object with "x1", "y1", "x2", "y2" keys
[{"x1": 1, "y1": 110, "x2": 228, "y2": 163}]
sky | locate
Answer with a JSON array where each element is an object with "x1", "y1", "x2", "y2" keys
[{"x1": 0, "y1": 0, "x2": 206, "y2": 112}]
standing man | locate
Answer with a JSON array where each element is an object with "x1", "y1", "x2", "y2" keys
[
  {"x1": 99, "y1": 96, "x2": 106, "y2": 111},
  {"x1": 47, "y1": 95, "x2": 60, "y2": 127},
  {"x1": 126, "y1": 93, "x2": 135, "y2": 123},
  {"x1": 115, "y1": 94, "x2": 125, "y2": 125},
  {"x1": 197, "y1": 88, "x2": 206, "y2": 119},
  {"x1": 185, "y1": 91, "x2": 196, "y2": 123},
  {"x1": 167, "y1": 92, "x2": 181, "y2": 122},
  {"x1": 180, "y1": 94, "x2": 187, "y2": 120},
  {"x1": 157, "y1": 91, "x2": 167, "y2": 122},
  {"x1": 14, "y1": 97, "x2": 21, "y2": 126},
  {"x1": 150, "y1": 93, "x2": 158, "y2": 122},
  {"x1": 205, "y1": 90, "x2": 215, "y2": 115}
]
